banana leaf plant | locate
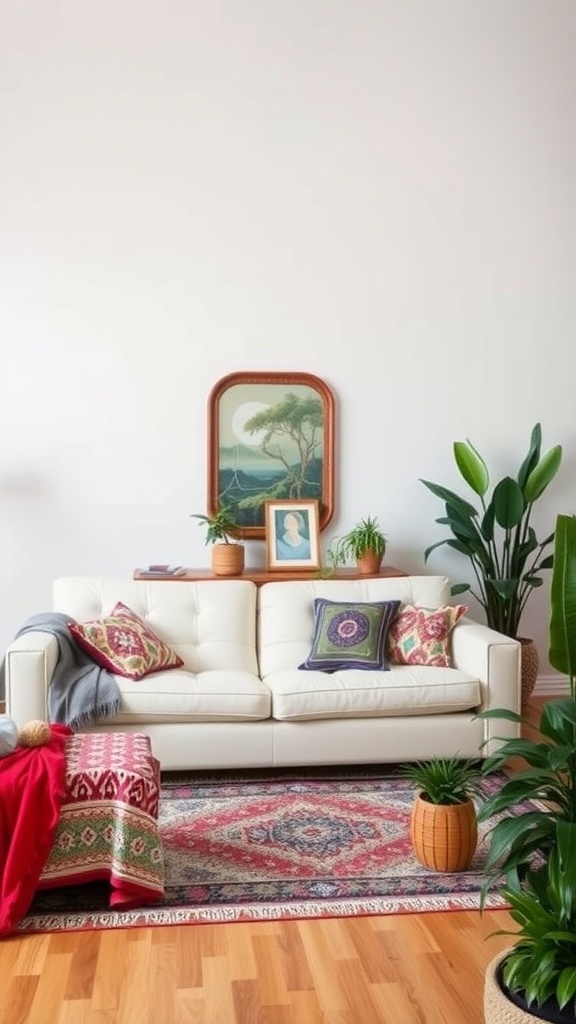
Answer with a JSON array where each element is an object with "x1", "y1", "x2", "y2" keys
[
  {"x1": 549, "y1": 513, "x2": 576, "y2": 697},
  {"x1": 421, "y1": 423, "x2": 562, "y2": 637},
  {"x1": 476, "y1": 513, "x2": 576, "y2": 897}
]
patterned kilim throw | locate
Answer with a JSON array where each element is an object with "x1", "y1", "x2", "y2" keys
[{"x1": 20, "y1": 767, "x2": 520, "y2": 934}]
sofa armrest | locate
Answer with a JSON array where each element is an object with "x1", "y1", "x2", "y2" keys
[
  {"x1": 4, "y1": 632, "x2": 59, "y2": 728},
  {"x1": 451, "y1": 617, "x2": 521, "y2": 755}
]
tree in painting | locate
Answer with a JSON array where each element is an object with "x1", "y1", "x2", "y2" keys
[
  {"x1": 244, "y1": 393, "x2": 323, "y2": 495},
  {"x1": 222, "y1": 392, "x2": 324, "y2": 521}
]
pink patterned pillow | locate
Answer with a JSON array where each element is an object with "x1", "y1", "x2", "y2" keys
[
  {"x1": 386, "y1": 604, "x2": 468, "y2": 667},
  {"x1": 69, "y1": 601, "x2": 184, "y2": 680}
]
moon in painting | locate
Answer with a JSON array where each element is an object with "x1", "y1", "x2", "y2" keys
[{"x1": 231, "y1": 402, "x2": 269, "y2": 447}]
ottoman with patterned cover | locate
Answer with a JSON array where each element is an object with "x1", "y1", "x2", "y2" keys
[{"x1": 38, "y1": 732, "x2": 165, "y2": 907}]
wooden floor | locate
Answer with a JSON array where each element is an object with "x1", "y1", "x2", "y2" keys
[{"x1": 0, "y1": 698, "x2": 546, "y2": 1024}]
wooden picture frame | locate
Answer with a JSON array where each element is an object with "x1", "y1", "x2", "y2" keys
[
  {"x1": 207, "y1": 371, "x2": 335, "y2": 540},
  {"x1": 265, "y1": 499, "x2": 321, "y2": 571}
]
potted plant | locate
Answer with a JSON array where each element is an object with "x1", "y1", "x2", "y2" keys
[
  {"x1": 326, "y1": 515, "x2": 387, "y2": 575},
  {"x1": 484, "y1": 821, "x2": 576, "y2": 1023},
  {"x1": 421, "y1": 423, "x2": 562, "y2": 703},
  {"x1": 480, "y1": 513, "x2": 576, "y2": 1022},
  {"x1": 190, "y1": 505, "x2": 245, "y2": 576},
  {"x1": 399, "y1": 755, "x2": 482, "y2": 872},
  {"x1": 476, "y1": 515, "x2": 576, "y2": 895}
]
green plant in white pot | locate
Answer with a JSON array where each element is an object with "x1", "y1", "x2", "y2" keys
[{"x1": 421, "y1": 423, "x2": 562, "y2": 702}]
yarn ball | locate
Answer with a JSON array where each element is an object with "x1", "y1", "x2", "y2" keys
[
  {"x1": 0, "y1": 715, "x2": 19, "y2": 757},
  {"x1": 18, "y1": 720, "x2": 52, "y2": 748}
]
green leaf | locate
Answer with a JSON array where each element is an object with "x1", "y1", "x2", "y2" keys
[
  {"x1": 524, "y1": 445, "x2": 563, "y2": 503},
  {"x1": 549, "y1": 515, "x2": 576, "y2": 684},
  {"x1": 446, "y1": 538, "x2": 477, "y2": 557},
  {"x1": 480, "y1": 501, "x2": 495, "y2": 542},
  {"x1": 420, "y1": 480, "x2": 478, "y2": 519},
  {"x1": 423, "y1": 539, "x2": 451, "y2": 563},
  {"x1": 539, "y1": 698, "x2": 576, "y2": 743},
  {"x1": 453, "y1": 440, "x2": 489, "y2": 496},
  {"x1": 557, "y1": 967, "x2": 576, "y2": 1009},
  {"x1": 492, "y1": 477, "x2": 525, "y2": 529},
  {"x1": 436, "y1": 512, "x2": 478, "y2": 541},
  {"x1": 517, "y1": 422, "x2": 542, "y2": 490},
  {"x1": 450, "y1": 582, "x2": 471, "y2": 596},
  {"x1": 487, "y1": 577, "x2": 519, "y2": 601}
]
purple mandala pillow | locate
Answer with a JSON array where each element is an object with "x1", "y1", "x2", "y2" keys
[{"x1": 299, "y1": 599, "x2": 401, "y2": 672}]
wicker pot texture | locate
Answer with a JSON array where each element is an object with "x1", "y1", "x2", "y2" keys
[
  {"x1": 484, "y1": 949, "x2": 576, "y2": 1023},
  {"x1": 518, "y1": 637, "x2": 539, "y2": 706},
  {"x1": 211, "y1": 544, "x2": 245, "y2": 577},
  {"x1": 410, "y1": 794, "x2": 478, "y2": 872}
]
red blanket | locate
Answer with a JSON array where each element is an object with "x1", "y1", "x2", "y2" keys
[{"x1": 0, "y1": 724, "x2": 72, "y2": 936}]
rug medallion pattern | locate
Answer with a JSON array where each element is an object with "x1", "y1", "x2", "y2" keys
[{"x1": 20, "y1": 769, "x2": 514, "y2": 933}]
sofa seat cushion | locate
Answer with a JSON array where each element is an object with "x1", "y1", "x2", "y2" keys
[
  {"x1": 264, "y1": 666, "x2": 481, "y2": 721},
  {"x1": 99, "y1": 669, "x2": 271, "y2": 724}
]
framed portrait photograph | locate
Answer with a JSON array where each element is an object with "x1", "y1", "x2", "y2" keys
[
  {"x1": 207, "y1": 371, "x2": 335, "y2": 540},
  {"x1": 265, "y1": 499, "x2": 321, "y2": 571}
]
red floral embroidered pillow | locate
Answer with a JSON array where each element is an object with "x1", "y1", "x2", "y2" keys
[
  {"x1": 386, "y1": 604, "x2": 468, "y2": 667},
  {"x1": 69, "y1": 601, "x2": 184, "y2": 680}
]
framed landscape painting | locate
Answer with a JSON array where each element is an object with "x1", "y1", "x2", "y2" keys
[
  {"x1": 207, "y1": 371, "x2": 335, "y2": 540},
  {"x1": 265, "y1": 499, "x2": 321, "y2": 571}
]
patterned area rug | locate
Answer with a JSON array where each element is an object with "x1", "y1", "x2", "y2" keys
[{"x1": 19, "y1": 767, "x2": 512, "y2": 934}]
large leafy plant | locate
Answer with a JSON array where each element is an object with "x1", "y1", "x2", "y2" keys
[
  {"x1": 479, "y1": 514, "x2": 576, "y2": 1015},
  {"x1": 495, "y1": 820, "x2": 576, "y2": 1015},
  {"x1": 477, "y1": 514, "x2": 576, "y2": 894},
  {"x1": 477, "y1": 697, "x2": 576, "y2": 893},
  {"x1": 421, "y1": 423, "x2": 562, "y2": 637}
]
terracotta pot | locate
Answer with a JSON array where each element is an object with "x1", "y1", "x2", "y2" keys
[
  {"x1": 518, "y1": 637, "x2": 539, "y2": 706},
  {"x1": 356, "y1": 551, "x2": 383, "y2": 575},
  {"x1": 211, "y1": 544, "x2": 245, "y2": 577},
  {"x1": 411, "y1": 794, "x2": 477, "y2": 872}
]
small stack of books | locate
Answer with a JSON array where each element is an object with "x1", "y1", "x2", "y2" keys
[{"x1": 137, "y1": 564, "x2": 187, "y2": 577}]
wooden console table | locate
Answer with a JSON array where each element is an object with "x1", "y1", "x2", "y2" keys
[{"x1": 133, "y1": 566, "x2": 407, "y2": 585}]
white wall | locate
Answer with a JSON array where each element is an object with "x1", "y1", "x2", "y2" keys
[{"x1": 1, "y1": 0, "x2": 575, "y2": 683}]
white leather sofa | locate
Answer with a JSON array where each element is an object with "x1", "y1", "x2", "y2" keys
[{"x1": 4, "y1": 575, "x2": 521, "y2": 770}]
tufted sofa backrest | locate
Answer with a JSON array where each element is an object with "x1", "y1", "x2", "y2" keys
[
  {"x1": 257, "y1": 576, "x2": 452, "y2": 676},
  {"x1": 53, "y1": 577, "x2": 259, "y2": 675}
]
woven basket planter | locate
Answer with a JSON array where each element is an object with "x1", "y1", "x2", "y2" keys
[
  {"x1": 484, "y1": 948, "x2": 576, "y2": 1023},
  {"x1": 484, "y1": 951, "x2": 535, "y2": 1023},
  {"x1": 410, "y1": 794, "x2": 477, "y2": 872},
  {"x1": 211, "y1": 544, "x2": 245, "y2": 577},
  {"x1": 518, "y1": 637, "x2": 539, "y2": 707}
]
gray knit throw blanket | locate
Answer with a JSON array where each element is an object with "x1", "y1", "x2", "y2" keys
[{"x1": 0, "y1": 612, "x2": 122, "y2": 729}]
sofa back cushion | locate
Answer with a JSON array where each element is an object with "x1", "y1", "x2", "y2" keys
[
  {"x1": 257, "y1": 576, "x2": 451, "y2": 676},
  {"x1": 53, "y1": 577, "x2": 259, "y2": 675}
]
